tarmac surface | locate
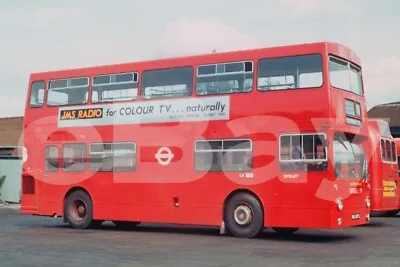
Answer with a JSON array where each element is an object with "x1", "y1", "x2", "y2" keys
[{"x1": 1, "y1": 208, "x2": 400, "y2": 267}]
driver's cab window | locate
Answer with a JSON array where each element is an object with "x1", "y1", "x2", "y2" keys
[{"x1": 333, "y1": 133, "x2": 367, "y2": 179}]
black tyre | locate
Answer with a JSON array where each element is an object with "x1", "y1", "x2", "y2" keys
[
  {"x1": 224, "y1": 192, "x2": 264, "y2": 238},
  {"x1": 112, "y1": 221, "x2": 140, "y2": 229},
  {"x1": 64, "y1": 190, "x2": 94, "y2": 229},
  {"x1": 272, "y1": 227, "x2": 299, "y2": 235}
]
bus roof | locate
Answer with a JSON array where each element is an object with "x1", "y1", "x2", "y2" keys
[{"x1": 29, "y1": 41, "x2": 360, "y2": 80}]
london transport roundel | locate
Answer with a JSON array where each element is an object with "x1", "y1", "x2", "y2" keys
[{"x1": 155, "y1": 146, "x2": 174, "y2": 166}]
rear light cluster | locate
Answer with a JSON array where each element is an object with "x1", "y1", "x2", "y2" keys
[{"x1": 344, "y1": 99, "x2": 362, "y2": 126}]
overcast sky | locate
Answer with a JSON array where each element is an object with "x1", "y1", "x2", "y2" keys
[{"x1": 1, "y1": 0, "x2": 399, "y2": 118}]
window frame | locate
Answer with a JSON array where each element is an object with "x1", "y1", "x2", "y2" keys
[
  {"x1": 140, "y1": 66, "x2": 194, "y2": 100},
  {"x1": 91, "y1": 72, "x2": 139, "y2": 103},
  {"x1": 46, "y1": 76, "x2": 90, "y2": 107},
  {"x1": 391, "y1": 141, "x2": 397, "y2": 162},
  {"x1": 196, "y1": 60, "x2": 254, "y2": 77},
  {"x1": 62, "y1": 143, "x2": 87, "y2": 172},
  {"x1": 256, "y1": 53, "x2": 324, "y2": 92},
  {"x1": 194, "y1": 138, "x2": 253, "y2": 172},
  {"x1": 195, "y1": 60, "x2": 254, "y2": 96},
  {"x1": 380, "y1": 138, "x2": 397, "y2": 164},
  {"x1": 344, "y1": 98, "x2": 362, "y2": 127},
  {"x1": 332, "y1": 133, "x2": 368, "y2": 179},
  {"x1": 45, "y1": 145, "x2": 60, "y2": 172},
  {"x1": 29, "y1": 80, "x2": 46, "y2": 108},
  {"x1": 89, "y1": 141, "x2": 137, "y2": 172},
  {"x1": 278, "y1": 133, "x2": 328, "y2": 172},
  {"x1": 328, "y1": 55, "x2": 364, "y2": 96},
  {"x1": 278, "y1": 133, "x2": 328, "y2": 162}
]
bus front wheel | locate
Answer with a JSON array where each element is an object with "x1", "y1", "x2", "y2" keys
[
  {"x1": 224, "y1": 192, "x2": 264, "y2": 238},
  {"x1": 64, "y1": 190, "x2": 95, "y2": 229}
]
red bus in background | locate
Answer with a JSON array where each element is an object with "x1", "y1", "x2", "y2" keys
[
  {"x1": 396, "y1": 138, "x2": 400, "y2": 175},
  {"x1": 394, "y1": 137, "x2": 400, "y2": 215},
  {"x1": 367, "y1": 119, "x2": 399, "y2": 216},
  {"x1": 21, "y1": 41, "x2": 370, "y2": 239}
]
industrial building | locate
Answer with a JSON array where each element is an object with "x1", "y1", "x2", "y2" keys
[
  {"x1": 0, "y1": 116, "x2": 23, "y2": 203},
  {"x1": 0, "y1": 116, "x2": 23, "y2": 157}
]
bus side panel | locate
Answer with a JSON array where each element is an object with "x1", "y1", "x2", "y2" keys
[{"x1": 370, "y1": 157, "x2": 385, "y2": 211}]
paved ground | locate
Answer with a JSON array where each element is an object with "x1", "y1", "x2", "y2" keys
[{"x1": 1, "y1": 209, "x2": 400, "y2": 267}]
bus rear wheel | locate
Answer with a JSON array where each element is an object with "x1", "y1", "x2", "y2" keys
[
  {"x1": 64, "y1": 190, "x2": 95, "y2": 229},
  {"x1": 224, "y1": 192, "x2": 264, "y2": 238}
]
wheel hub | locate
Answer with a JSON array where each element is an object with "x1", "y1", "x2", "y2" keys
[
  {"x1": 77, "y1": 205, "x2": 86, "y2": 216},
  {"x1": 233, "y1": 204, "x2": 253, "y2": 226},
  {"x1": 71, "y1": 199, "x2": 87, "y2": 221}
]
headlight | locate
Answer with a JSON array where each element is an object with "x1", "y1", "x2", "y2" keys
[
  {"x1": 336, "y1": 198, "x2": 344, "y2": 211},
  {"x1": 366, "y1": 196, "x2": 371, "y2": 208}
]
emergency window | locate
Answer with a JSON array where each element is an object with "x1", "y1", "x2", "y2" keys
[
  {"x1": 279, "y1": 133, "x2": 328, "y2": 172},
  {"x1": 196, "y1": 61, "x2": 253, "y2": 95},
  {"x1": 45, "y1": 146, "x2": 59, "y2": 172},
  {"x1": 89, "y1": 142, "x2": 136, "y2": 172},
  {"x1": 92, "y1": 72, "x2": 138, "y2": 103},
  {"x1": 47, "y1": 77, "x2": 89, "y2": 106},
  {"x1": 29, "y1": 81, "x2": 45, "y2": 107},
  {"x1": 141, "y1": 66, "x2": 193, "y2": 99},
  {"x1": 257, "y1": 54, "x2": 323, "y2": 91},
  {"x1": 62, "y1": 144, "x2": 86, "y2": 172},
  {"x1": 195, "y1": 139, "x2": 252, "y2": 172}
]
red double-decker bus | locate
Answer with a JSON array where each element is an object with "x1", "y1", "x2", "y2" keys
[
  {"x1": 367, "y1": 119, "x2": 399, "y2": 216},
  {"x1": 21, "y1": 41, "x2": 370, "y2": 238}
]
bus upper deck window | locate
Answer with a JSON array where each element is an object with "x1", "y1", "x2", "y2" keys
[{"x1": 29, "y1": 81, "x2": 45, "y2": 107}]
